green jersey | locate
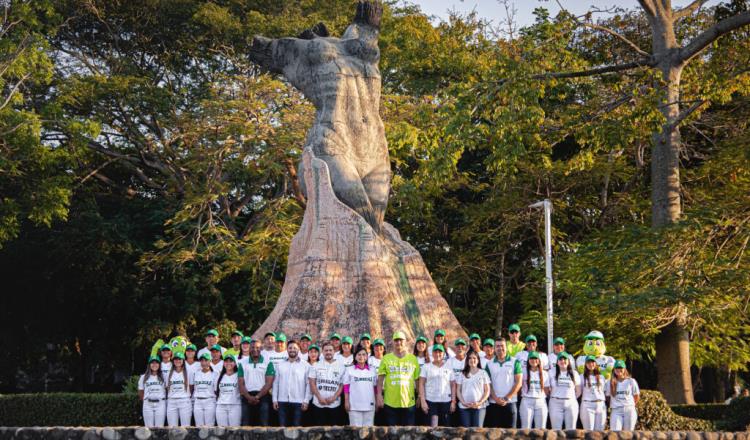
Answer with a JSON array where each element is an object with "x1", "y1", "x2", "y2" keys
[{"x1": 377, "y1": 353, "x2": 420, "y2": 408}]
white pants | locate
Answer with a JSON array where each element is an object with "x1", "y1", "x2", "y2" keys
[
  {"x1": 519, "y1": 397, "x2": 548, "y2": 429},
  {"x1": 142, "y1": 399, "x2": 166, "y2": 427},
  {"x1": 580, "y1": 400, "x2": 606, "y2": 430},
  {"x1": 610, "y1": 406, "x2": 638, "y2": 431},
  {"x1": 216, "y1": 403, "x2": 242, "y2": 426},
  {"x1": 166, "y1": 398, "x2": 192, "y2": 427},
  {"x1": 194, "y1": 397, "x2": 217, "y2": 426},
  {"x1": 348, "y1": 410, "x2": 375, "y2": 426},
  {"x1": 549, "y1": 397, "x2": 579, "y2": 430}
]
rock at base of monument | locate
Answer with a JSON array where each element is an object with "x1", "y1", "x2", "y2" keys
[{"x1": 253, "y1": 148, "x2": 465, "y2": 342}]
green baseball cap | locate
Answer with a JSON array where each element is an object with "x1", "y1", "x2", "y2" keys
[
  {"x1": 241, "y1": 336, "x2": 252, "y2": 344},
  {"x1": 231, "y1": 330, "x2": 244, "y2": 337},
  {"x1": 264, "y1": 331, "x2": 276, "y2": 338},
  {"x1": 434, "y1": 329, "x2": 446, "y2": 337},
  {"x1": 210, "y1": 344, "x2": 222, "y2": 351},
  {"x1": 528, "y1": 351, "x2": 540, "y2": 360},
  {"x1": 148, "y1": 356, "x2": 160, "y2": 363},
  {"x1": 585, "y1": 355, "x2": 597, "y2": 362},
  {"x1": 160, "y1": 344, "x2": 172, "y2": 352},
  {"x1": 455, "y1": 338, "x2": 467, "y2": 346},
  {"x1": 392, "y1": 331, "x2": 406, "y2": 341},
  {"x1": 416, "y1": 336, "x2": 428, "y2": 343},
  {"x1": 173, "y1": 352, "x2": 185, "y2": 360},
  {"x1": 199, "y1": 353, "x2": 211, "y2": 361},
  {"x1": 508, "y1": 324, "x2": 521, "y2": 332},
  {"x1": 309, "y1": 344, "x2": 320, "y2": 351},
  {"x1": 275, "y1": 333, "x2": 287, "y2": 342},
  {"x1": 553, "y1": 337, "x2": 566, "y2": 345},
  {"x1": 483, "y1": 338, "x2": 495, "y2": 347},
  {"x1": 585, "y1": 331, "x2": 605, "y2": 340},
  {"x1": 432, "y1": 344, "x2": 445, "y2": 352},
  {"x1": 614, "y1": 360, "x2": 627, "y2": 369},
  {"x1": 525, "y1": 335, "x2": 537, "y2": 343},
  {"x1": 223, "y1": 354, "x2": 237, "y2": 362},
  {"x1": 329, "y1": 333, "x2": 341, "y2": 340},
  {"x1": 342, "y1": 336, "x2": 353, "y2": 344},
  {"x1": 206, "y1": 329, "x2": 219, "y2": 337},
  {"x1": 360, "y1": 333, "x2": 371, "y2": 340},
  {"x1": 186, "y1": 344, "x2": 197, "y2": 351},
  {"x1": 301, "y1": 334, "x2": 313, "y2": 341},
  {"x1": 469, "y1": 333, "x2": 481, "y2": 340},
  {"x1": 556, "y1": 352, "x2": 570, "y2": 360},
  {"x1": 373, "y1": 338, "x2": 385, "y2": 347}
]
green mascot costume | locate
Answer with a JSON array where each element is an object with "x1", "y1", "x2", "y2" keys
[
  {"x1": 575, "y1": 330, "x2": 615, "y2": 379},
  {"x1": 149, "y1": 336, "x2": 191, "y2": 358}
]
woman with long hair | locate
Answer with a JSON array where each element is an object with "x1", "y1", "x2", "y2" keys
[
  {"x1": 413, "y1": 335, "x2": 431, "y2": 425},
  {"x1": 335, "y1": 336, "x2": 354, "y2": 366},
  {"x1": 418, "y1": 344, "x2": 453, "y2": 427},
  {"x1": 307, "y1": 344, "x2": 320, "y2": 365},
  {"x1": 215, "y1": 354, "x2": 242, "y2": 426},
  {"x1": 138, "y1": 356, "x2": 166, "y2": 427},
  {"x1": 343, "y1": 344, "x2": 378, "y2": 426},
  {"x1": 455, "y1": 350, "x2": 490, "y2": 427},
  {"x1": 192, "y1": 353, "x2": 218, "y2": 426},
  {"x1": 580, "y1": 355, "x2": 607, "y2": 430},
  {"x1": 548, "y1": 352, "x2": 581, "y2": 429},
  {"x1": 368, "y1": 338, "x2": 385, "y2": 369},
  {"x1": 428, "y1": 329, "x2": 456, "y2": 359},
  {"x1": 608, "y1": 360, "x2": 640, "y2": 431},
  {"x1": 519, "y1": 352, "x2": 550, "y2": 429},
  {"x1": 165, "y1": 352, "x2": 192, "y2": 426}
]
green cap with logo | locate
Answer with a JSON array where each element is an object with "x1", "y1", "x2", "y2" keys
[
  {"x1": 160, "y1": 344, "x2": 172, "y2": 352},
  {"x1": 585, "y1": 355, "x2": 597, "y2": 362},
  {"x1": 373, "y1": 338, "x2": 385, "y2": 347},
  {"x1": 469, "y1": 333, "x2": 481, "y2": 340},
  {"x1": 148, "y1": 356, "x2": 160, "y2": 363},
  {"x1": 231, "y1": 330, "x2": 243, "y2": 337},
  {"x1": 416, "y1": 336, "x2": 428, "y2": 343},
  {"x1": 525, "y1": 334, "x2": 537, "y2": 343},
  {"x1": 275, "y1": 333, "x2": 287, "y2": 342},
  {"x1": 186, "y1": 344, "x2": 197, "y2": 351},
  {"x1": 455, "y1": 338, "x2": 467, "y2": 346},
  {"x1": 359, "y1": 333, "x2": 371, "y2": 340},
  {"x1": 553, "y1": 337, "x2": 566, "y2": 345},
  {"x1": 173, "y1": 352, "x2": 185, "y2": 360},
  {"x1": 206, "y1": 329, "x2": 219, "y2": 337},
  {"x1": 434, "y1": 329, "x2": 446, "y2": 337},
  {"x1": 264, "y1": 331, "x2": 276, "y2": 338},
  {"x1": 301, "y1": 334, "x2": 313, "y2": 341},
  {"x1": 614, "y1": 360, "x2": 627, "y2": 369},
  {"x1": 483, "y1": 338, "x2": 495, "y2": 347},
  {"x1": 342, "y1": 336, "x2": 353, "y2": 344},
  {"x1": 432, "y1": 344, "x2": 445, "y2": 352},
  {"x1": 508, "y1": 324, "x2": 521, "y2": 332},
  {"x1": 210, "y1": 344, "x2": 222, "y2": 352},
  {"x1": 392, "y1": 331, "x2": 406, "y2": 341},
  {"x1": 329, "y1": 333, "x2": 341, "y2": 340},
  {"x1": 241, "y1": 336, "x2": 252, "y2": 344},
  {"x1": 223, "y1": 353, "x2": 237, "y2": 362},
  {"x1": 309, "y1": 344, "x2": 320, "y2": 351},
  {"x1": 556, "y1": 352, "x2": 570, "y2": 360},
  {"x1": 199, "y1": 353, "x2": 211, "y2": 361},
  {"x1": 528, "y1": 351, "x2": 540, "y2": 360}
]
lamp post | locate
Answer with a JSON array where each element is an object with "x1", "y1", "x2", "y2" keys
[{"x1": 529, "y1": 199, "x2": 554, "y2": 355}]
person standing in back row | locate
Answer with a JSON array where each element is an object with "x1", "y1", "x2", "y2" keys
[
  {"x1": 506, "y1": 324, "x2": 525, "y2": 357},
  {"x1": 377, "y1": 331, "x2": 421, "y2": 426},
  {"x1": 198, "y1": 329, "x2": 225, "y2": 359}
]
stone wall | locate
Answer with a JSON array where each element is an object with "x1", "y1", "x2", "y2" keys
[{"x1": 1, "y1": 427, "x2": 748, "y2": 440}]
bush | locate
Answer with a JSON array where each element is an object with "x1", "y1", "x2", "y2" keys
[
  {"x1": 0, "y1": 393, "x2": 141, "y2": 426},
  {"x1": 670, "y1": 403, "x2": 729, "y2": 421},
  {"x1": 636, "y1": 390, "x2": 714, "y2": 431},
  {"x1": 716, "y1": 396, "x2": 750, "y2": 431}
]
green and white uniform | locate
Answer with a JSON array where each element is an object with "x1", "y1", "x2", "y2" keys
[
  {"x1": 192, "y1": 368, "x2": 218, "y2": 426},
  {"x1": 139, "y1": 373, "x2": 166, "y2": 427}
]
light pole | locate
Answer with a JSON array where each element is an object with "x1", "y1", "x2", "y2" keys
[{"x1": 529, "y1": 199, "x2": 554, "y2": 355}]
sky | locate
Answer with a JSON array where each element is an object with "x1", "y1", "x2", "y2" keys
[{"x1": 407, "y1": 0, "x2": 722, "y2": 27}]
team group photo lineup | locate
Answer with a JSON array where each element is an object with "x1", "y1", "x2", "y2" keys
[{"x1": 139, "y1": 325, "x2": 640, "y2": 430}]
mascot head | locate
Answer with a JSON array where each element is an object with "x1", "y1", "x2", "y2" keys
[
  {"x1": 168, "y1": 336, "x2": 190, "y2": 356},
  {"x1": 582, "y1": 330, "x2": 606, "y2": 357}
]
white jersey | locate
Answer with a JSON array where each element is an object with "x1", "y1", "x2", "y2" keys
[
  {"x1": 197, "y1": 345, "x2": 226, "y2": 359},
  {"x1": 343, "y1": 365, "x2": 378, "y2": 411},
  {"x1": 484, "y1": 355, "x2": 522, "y2": 403},
  {"x1": 267, "y1": 350, "x2": 289, "y2": 367},
  {"x1": 185, "y1": 361, "x2": 201, "y2": 380},
  {"x1": 239, "y1": 355, "x2": 274, "y2": 392},
  {"x1": 299, "y1": 351, "x2": 309, "y2": 362},
  {"x1": 216, "y1": 372, "x2": 241, "y2": 405},
  {"x1": 521, "y1": 369, "x2": 549, "y2": 399},
  {"x1": 160, "y1": 361, "x2": 172, "y2": 380},
  {"x1": 166, "y1": 369, "x2": 191, "y2": 399},
  {"x1": 548, "y1": 370, "x2": 580, "y2": 399},
  {"x1": 446, "y1": 356, "x2": 466, "y2": 381},
  {"x1": 576, "y1": 354, "x2": 615, "y2": 377},
  {"x1": 309, "y1": 360, "x2": 345, "y2": 408},
  {"x1": 334, "y1": 353, "x2": 353, "y2": 367},
  {"x1": 191, "y1": 369, "x2": 219, "y2": 399},
  {"x1": 428, "y1": 345, "x2": 456, "y2": 359},
  {"x1": 367, "y1": 356, "x2": 382, "y2": 370},
  {"x1": 210, "y1": 360, "x2": 224, "y2": 373},
  {"x1": 455, "y1": 369, "x2": 491, "y2": 409},
  {"x1": 416, "y1": 355, "x2": 430, "y2": 367},
  {"x1": 548, "y1": 351, "x2": 574, "y2": 367},
  {"x1": 515, "y1": 351, "x2": 550, "y2": 371},
  {"x1": 607, "y1": 378, "x2": 640, "y2": 408},
  {"x1": 581, "y1": 373, "x2": 607, "y2": 402},
  {"x1": 419, "y1": 362, "x2": 453, "y2": 403},
  {"x1": 138, "y1": 374, "x2": 166, "y2": 400}
]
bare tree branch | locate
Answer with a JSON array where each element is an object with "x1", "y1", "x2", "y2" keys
[
  {"x1": 679, "y1": 11, "x2": 750, "y2": 63},
  {"x1": 673, "y1": 0, "x2": 710, "y2": 20},
  {"x1": 529, "y1": 58, "x2": 655, "y2": 81},
  {"x1": 669, "y1": 99, "x2": 707, "y2": 129}
]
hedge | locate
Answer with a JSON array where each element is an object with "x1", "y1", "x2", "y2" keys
[
  {"x1": 0, "y1": 393, "x2": 141, "y2": 426},
  {"x1": 670, "y1": 403, "x2": 729, "y2": 421},
  {"x1": 636, "y1": 390, "x2": 714, "y2": 431},
  {"x1": 717, "y1": 396, "x2": 750, "y2": 431}
]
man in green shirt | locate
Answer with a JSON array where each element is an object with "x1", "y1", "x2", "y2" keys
[
  {"x1": 376, "y1": 331, "x2": 420, "y2": 426},
  {"x1": 506, "y1": 324, "x2": 525, "y2": 357}
]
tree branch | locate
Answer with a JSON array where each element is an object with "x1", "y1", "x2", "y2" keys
[
  {"x1": 673, "y1": 0, "x2": 709, "y2": 20},
  {"x1": 669, "y1": 99, "x2": 707, "y2": 130},
  {"x1": 529, "y1": 58, "x2": 655, "y2": 81},
  {"x1": 679, "y1": 11, "x2": 750, "y2": 63},
  {"x1": 637, "y1": 0, "x2": 657, "y2": 17}
]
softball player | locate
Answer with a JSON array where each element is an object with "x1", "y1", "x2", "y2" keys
[
  {"x1": 185, "y1": 344, "x2": 200, "y2": 379},
  {"x1": 580, "y1": 355, "x2": 607, "y2": 430},
  {"x1": 138, "y1": 356, "x2": 167, "y2": 427},
  {"x1": 515, "y1": 335, "x2": 549, "y2": 370},
  {"x1": 192, "y1": 353, "x2": 218, "y2": 426},
  {"x1": 159, "y1": 344, "x2": 172, "y2": 379},
  {"x1": 608, "y1": 360, "x2": 640, "y2": 431},
  {"x1": 428, "y1": 329, "x2": 456, "y2": 359},
  {"x1": 368, "y1": 339, "x2": 385, "y2": 369},
  {"x1": 165, "y1": 352, "x2": 192, "y2": 427},
  {"x1": 215, "y1": 354, "x2": 243, "y2": 426},
  {"x1": 519, "y1": 352, "x2": 549, "y2": 429},
  {"x1": 548, "y1": 352, "x2": 581, "y2": 429},
  {"x1": 334, "y1": 336, "x2": 354, "y2": 366}
]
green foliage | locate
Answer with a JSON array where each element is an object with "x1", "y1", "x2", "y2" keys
[
  {"x1": 716, "y1": 396, "x2": 750, "y2": 431},
  {"x1": 0, "y1": 394, "x2": 141, "y2": 426},
  {"x1": 636, "y1": 390, "x2": 714, "y2": 430},
  {"x1": 670, "y1": 403, "x2": 729, "y2": 421},
  {"x1": 121, "y1": 376, "x2": 140, "y2": 395}
]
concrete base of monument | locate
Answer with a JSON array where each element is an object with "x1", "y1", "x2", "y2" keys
[
  {"x1": 1, "y1": 427, "x2": 747, "y2": 440},
  {"x1": 252, "y1": 148, "x2": 465, "y2": 342}
]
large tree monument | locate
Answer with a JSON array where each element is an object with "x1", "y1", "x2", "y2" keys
[{"x1": 249, "y1": 0, "x2": 465, "y2": 342}]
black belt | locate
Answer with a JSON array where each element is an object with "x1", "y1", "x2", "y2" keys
[
  {"x1": 147, "y1": 398, "x2": 165, "y2": 402},
  {"x1": 583, "y1": 400, "x2": 604, "y2": 403},
  {"x1": 196, "y1": 397, "x2": 214, "y2": 400}
]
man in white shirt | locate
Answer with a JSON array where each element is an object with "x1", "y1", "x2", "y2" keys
[
  {"x1": 299, "y1": 333, "x2": 312, "y2": 361},
  {"x1": 548, "y1": 337, "x2": 574, "y2": 372},
  {"x1": 485, "y1": 338, "x2": 522, "y2": 428},
  {"x1": 308, "y1": 342, "x2": 345, "y2": 425},
  {"x1": 272, "y1": 340, "x2": 312, "y2": 427},
  {"x1": 468, "y1": 333, "x2": 484, "y2": 358},
  {"x1": 515, "y1": 335, "x2": 549, "y2": 370},
  {"x1": 238, "y1": 339, "x2": 274, "y2": 426},
  {"x1": 197, "y1": 329, "x2": 225, "y2": 359},
  {"x1": 447, "y1": 338, "x2": 468, "y2": 427},
  {"x1": 261, "y1": 332, "x2": 276, "y2": 360}
]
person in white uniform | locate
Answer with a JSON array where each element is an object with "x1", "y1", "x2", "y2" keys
[
  {"x1": 481, "y1": 339, "x2": 494, "y2": 366},
  {"x1": 548, "y1": 352, "x2": 581, "y2": 429},
  {"x1": 343, "y1": 344, "x2": 378, "y2": 426},
  {"x1": 358, "y1": 333, "x2": 372, "y2": 355},
  {"x1": 197, "y1": 329, "x2": 225, "y2": 359},
  {"x1": 419, "y1": 344, "x2": 454, "y2": 427},
  {"x1": 268, "y1": 333, "x2": 290, "y2": 367},
  {"x1": 468, "y1": 334, "x2": 485, "y2": 359},
  {"x1": 515, "y1": 335, "x2": 549, "y2": 371},
  {"x1": 548, "y1": 337, "x2": 574, "y2": 366},
  {"x1": 368, "y1": 338, "x2": 385, "y2": 369},
  {"x1": 138, "y1": 356, "x2": 167, "y2": 427},
  {"x1": 165, "y1": 352, "x2": 192, "y2": 426},
  {"x1": 260, "y1": 332, "x2": 276, "y2": 360},
  {"x1": 192, "y1": 353, "x2": 218, "y2": 426},
  {"x1": 485, "y1": 338, "x2": 522, "y2": 428},
  {"x1": 519, "y1": 351, "x2": 550, "y2": 429},
  {"x1": 299, "y1": 333, "x2": 313, "y2": 362},
  {"x1": 335, "y1": 336, "x2": 354, "y2": 366},
  {"x1": 215, "y1": 354, "x2": 242, "y2": 426},
  {"x1": 159, "y1": 345, "x2": 172, "y2": 380},
  {"x1": 428, "y1": 329, "x2": 456, "y2": 359},
  {"x1": 273, "y1": 340, "x2": 312, "y2": 427},
  {"x1": 608, "y1": 360, "x2": 640, "y2": 431},
  {"x1": 455, "y1": 350, "x2": 491, "y2": 427},
  {"x1": 185, "y1": 344, "x2": 201, "y2": 379},
  {"x1": 580, "y1": 355, "x2": 607, "y2": 430},
  {"x1": 309, "y1": 341, "x2": 345, "y2": 425},
  {"x1": 238, "y1": 338, "x2": 274, "y2": 426},
  {"x1": 209, "y1": 344, "x2": 224, "y2": 372}
]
